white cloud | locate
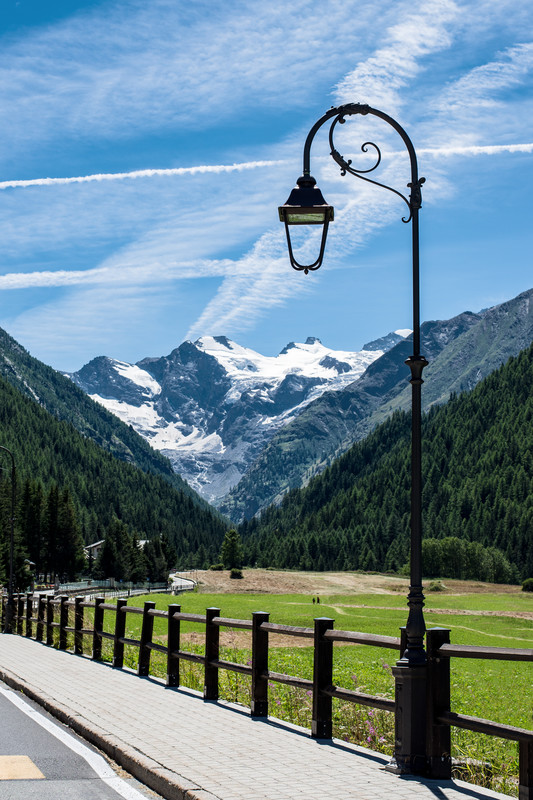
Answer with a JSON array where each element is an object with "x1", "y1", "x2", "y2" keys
[
  {"x1": 0, "y1": 0, "x2": 379, "y2": 159},
  {"x1": 422, "y1": 42, "x2": 533, "y2": 150},
  {"x1": 2, "y1": 0, "x2": 533, "y2": 369},
  {"x1": 435, "y1": 43, "x2": 533, "y2": 115},
  {"x1": 334, "y1": 0, "x2": 458, "y2": 113}
]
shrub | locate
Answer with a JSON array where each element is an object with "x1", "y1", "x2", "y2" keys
[
  {"x1": 230, "y1": 568, "x2": 243, "y2": 579},
  {"x1": 209, "y1": 563, "x2": 224, "y2": 571},
  {"x1": 428, "y1": 580, "x2": 446, "y2": 592},
  {"x1": 522, "y1": 578, "x2": 533, "y2": 592}
]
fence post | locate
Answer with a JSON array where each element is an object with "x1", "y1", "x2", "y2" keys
[
  {"x1": 17, "y1": 595, "x2": 24, "y2": 635},
  {"x1": 312, "y1": 617, "x2": 334, "y2": 739},
  {"x1": 74, "y1": 596, "x2": 84, "y2": 655},
  {"x1": 138, "y1": 600, "x2": 156, "y2": 677},
  {"x1": 59, "y1": 595, "x2": 68, "y2": 650},
  {"x1": 204, "y1": 607, "x2": 220, "y2": 701},
  {"x1": 166, "y1": 604, "x2": 181, "y2": 687},
  {"x1": 426, "y1": 628, "x2": 451, "y2": 779},
  {"x1": 25, "y1": 593, "x2": 33, "y2": 638},
  {"x1": 112, "y1": 598, "x2": 128, "y2": 668},
  {"x1": 36, "y1": 594, "x2": 46, "y2": 642},
  {"x1": 92, "y1": 597, "x2": 105, "y2": 661},
  {"x1": 251, "y1": 611, "x2": 269, "y2": 717},
  {"x1": 519, "y1": 740, "x2": 533, "y2": 800},
  {"x1": 46, "y1": 596, "x2": 54, "y2": 645},
  {"x1": 400, "y1": 626, "x2": 408, "y2": 659}
]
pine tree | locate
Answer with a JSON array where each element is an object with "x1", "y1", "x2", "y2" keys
[{"x1": 220, "y1": 529, "x2": 243, "y2": 570}]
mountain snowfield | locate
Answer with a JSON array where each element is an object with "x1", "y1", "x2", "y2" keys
[{"x1": 69, "y1": 332, "x2": 408, "y2": 504}]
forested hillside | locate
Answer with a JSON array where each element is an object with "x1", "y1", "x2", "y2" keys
[
  {"x1": 223, "y1": 288, "x2": 533, "y2": 522},
  {"x1": 240, "y1": 343, "x2": 533, "y2": 582},
  {"x1": 0, "y1": 374, "x2": 227, "y2": 585},
  {"x1": 0, "y1": 327, "x2": 197, "y2": 499}
]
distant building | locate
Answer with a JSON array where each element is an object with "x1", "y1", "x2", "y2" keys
[{"x1": 84, "y1": 539, "x2": 105, "y2": 561}]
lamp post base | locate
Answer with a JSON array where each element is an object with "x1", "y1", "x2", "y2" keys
[{"x1": 387, "y1": 660, "x2": 427, "y2": 776}]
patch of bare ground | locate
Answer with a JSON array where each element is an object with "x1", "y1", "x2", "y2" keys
[
  {"x1": 191, "y1": 568, "x2": 525, "y2": 597},
  {"x1": 165, "y1": 571, "x2": 531, "y2": 647},
  {"x1": 193, "y1": 569, "x2": 409, "y2": 595}
]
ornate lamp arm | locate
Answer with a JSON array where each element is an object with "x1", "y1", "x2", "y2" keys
[{"x1": 302, "y1": 103, "x2": 425, "y2": 216}]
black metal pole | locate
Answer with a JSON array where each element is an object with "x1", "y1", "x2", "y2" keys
[
  {"x1": 0, "y1": 446, "x2": 16, "y2": 634},
  {"x1": 294, "y1": 103, "x2": 429, "y2": 665},
  {"x1": 403, "y1": 202, "x2": 428, "y2": 666},
  {"x1": 284, "y1": 104, "x2": 430, "y2": 773}
]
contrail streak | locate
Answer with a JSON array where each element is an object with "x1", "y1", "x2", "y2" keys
[
  {"x1": 0, "y1": 159, "x2": 288, "y2": 190},
  {"x1": 418, "y1": 143, "x2": 533, "y2": 156},
  {"x1": 0, "y1": 144, "x2": 530, "y2": 191}
]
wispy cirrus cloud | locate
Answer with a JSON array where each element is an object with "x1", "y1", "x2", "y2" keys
[
  {"x1": 334, "y1": 0, "x2": 459, "y2": 113},
  {"x1": 0, "y1": 0, "x2": 379, "y2": 160},
  {"x1": 435, "y1": 42, "x2": 533, "y2": 115},
  {"x1": 2, "y1": 0, "x2": 533, "y2": 370},
  {"x1": 421, "y1": 41, "x2": 533, "y2": 150}
]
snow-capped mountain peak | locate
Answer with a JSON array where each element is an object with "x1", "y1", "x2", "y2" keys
[
  {"x1": 69, "y1": 332, "x2": 407, "y2": 504},
  {"x1": 195, "y1": 334, "x2": 378, "y2": 384}
]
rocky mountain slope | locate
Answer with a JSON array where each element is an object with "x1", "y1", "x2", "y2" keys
[
  {"x1": 221, "y1": 288, "x2": 533, "y2": 520},
  {"x1": 65, "y1": 287, "x2": 533, "y2": 522},
  {"x1": 68, "y1": 333, "x2": 407, "y2": 504}
]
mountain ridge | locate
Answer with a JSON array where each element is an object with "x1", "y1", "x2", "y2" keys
[
  {"x1": 221, "y1": 289, "x2": 533, "y2": 520},
  {"x1": 69, "y1": 333, "x2": 406, "y2": 503}
]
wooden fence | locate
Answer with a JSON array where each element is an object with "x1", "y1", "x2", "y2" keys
[{"x1": 2, "y1": 592, "x2": 532, "y2": 798}]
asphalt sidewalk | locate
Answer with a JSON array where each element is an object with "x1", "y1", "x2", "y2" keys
[{"x1": 0, "y1": 635, "x2": 512, "y2": 800}]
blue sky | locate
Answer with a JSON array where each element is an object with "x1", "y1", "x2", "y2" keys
[{"x1": 0, "y1": 0, "x2": 532, "y2": 371}]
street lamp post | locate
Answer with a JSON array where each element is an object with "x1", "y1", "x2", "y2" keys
[
  {"x1": 0, "y1": 446, "x2": 16, "y2": 634},
  {"x1": 279, "y1": 103, "x2": 429, "y2": 774}
]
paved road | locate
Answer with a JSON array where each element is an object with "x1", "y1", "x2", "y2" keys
[
  {"x1": 0, "y1": 635, "x2": 512, "y2": 800},
  {"x1": 0, "y1": 683, "x2": 163, "y2": 800},
  {"x1": 169, "y1": 572, "x2": 196, "y2": 592}
]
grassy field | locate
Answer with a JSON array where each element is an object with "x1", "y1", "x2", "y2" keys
[{"x1": 93, "y1": 570, "x2": 532, "y2": 796}]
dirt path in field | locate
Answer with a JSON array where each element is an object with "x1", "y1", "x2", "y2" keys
[{"x1": 329, "y1": 603, "x2": 533, "y2": 620}]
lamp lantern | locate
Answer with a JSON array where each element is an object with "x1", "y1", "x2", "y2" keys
[{"x1": 278, "y1": 174, "x2": 334, "y2": 273}]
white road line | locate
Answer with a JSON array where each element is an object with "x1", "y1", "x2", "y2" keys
[{"x1": 0, "y1": 686, "x2": 151, "y2": 800}]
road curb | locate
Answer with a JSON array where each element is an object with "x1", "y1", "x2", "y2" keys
[{"x1": 0, "y1": 662, "x2": 221, "y2": 800}]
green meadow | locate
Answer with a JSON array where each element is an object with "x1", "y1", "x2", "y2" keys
[{"x1": 92, "y1": 584, "x2": 532, "y2": 796}]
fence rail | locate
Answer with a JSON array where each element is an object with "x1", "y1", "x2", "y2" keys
[{"x1": 2, "y1": 592, "x2": 532, "y2": 798}]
